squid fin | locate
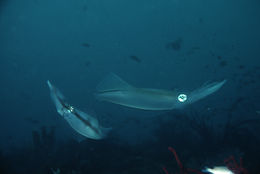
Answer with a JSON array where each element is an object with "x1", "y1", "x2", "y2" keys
[
  {"x1": 100, "y1": 127, "x2": 112, "y2": 138},
  {"x1": 96, "y1": 73, "x2": 133, "y2": 92}
]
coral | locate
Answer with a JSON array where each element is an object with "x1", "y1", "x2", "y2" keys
[
  {"x1": 163, "y1": 147, "x2": 204, "y2": 174},
  {"x1": 224, "y1": 156, "x2": 249, "y2": 174},
  {"x1": 163, "y1": 147, "x2": 250, "y2": 174}
]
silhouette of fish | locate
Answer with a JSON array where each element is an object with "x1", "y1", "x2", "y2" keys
[
  {"x1": 85, "y1": 61, "x2": 91, "y2": 67},
  {"x1": 82, "y1": 43, "x2": 90, "y2": 48},
  {"x1": 166, "y1": 38, "x2": 182, "y2": 51},
  {"x1": 219, "y1": 60, "x2": 227, "y2": 67},
  {"x1": 129, "y1": 55, "x2": 141, "y2": 63}
]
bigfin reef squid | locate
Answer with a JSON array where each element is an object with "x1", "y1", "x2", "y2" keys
[
  {"x1": 95, "y1": 73, "x2": 226, "y2": 110},
  {"x1": 47, "y1": 80, "x2": 111, "y2": 140}
]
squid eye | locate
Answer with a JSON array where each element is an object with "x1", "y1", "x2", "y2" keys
[
  {"x1": 67, "y1": 106, "x2": 74, "y2": 113},
  {"x1": 69, "y1": 106, "x2": 74, "y2": 112},
  {"x1": 178, "y1": 94, "x2": 187, "y2": 102}
]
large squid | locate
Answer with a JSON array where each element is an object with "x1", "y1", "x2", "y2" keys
[
  {"x1": 47, "y1": 80, "x2": 111, "y2": 140},
  {"x1": 96, "y1": 73, "x2": 226, "y2": 110}
]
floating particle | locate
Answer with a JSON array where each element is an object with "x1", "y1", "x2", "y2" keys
[
  {"x1": 82, "y1": 43, "x2": 90, "y2": 48},
  {"x1": 166, "y1": 38, "x2": 182, "y2": 51},
  {"x1": 219, "y1": 61, "x2": 227, "y2": 67},
  {"x1": 239, "y1": 65, "x2": 245, "y2": 69},
  {"x1": 85, "y1": 61, "x2": 91, "y2": 67},
  {"x1": 129, "y1": 55, "x2": 141, "y2": 63}
]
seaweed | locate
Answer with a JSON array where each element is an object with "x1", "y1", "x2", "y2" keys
[
  {"x1": 162, "y1": 147, "x2": 204, "y2": 174},
  {"x1": 163, "y1": 147, "x2": 250, "y2": 174},
  {"x1": 221, "y1": 98, "x2": 260, "y2": 148},
  {"x1": 154, "y1": 96, "x2": 260, "y2": 173}
]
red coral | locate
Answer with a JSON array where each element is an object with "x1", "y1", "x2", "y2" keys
[
  {"x1": 224, "y1": 156, "x2": 249, "y2": 174},
  {"x1": 163, "y1": 147, "x2": 250, "y2": 174},
  {"x1": 163, "y1": 147, "x2": 204, "y2": 174}
]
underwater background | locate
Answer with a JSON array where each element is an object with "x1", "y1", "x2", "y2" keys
[{"x1": 0, "y1": 0, "x2": 259, "y2": 173}]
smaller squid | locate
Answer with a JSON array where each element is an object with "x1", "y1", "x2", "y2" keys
[{"x1": 47, "y1": 80, "x2": 111, "y2": 140}]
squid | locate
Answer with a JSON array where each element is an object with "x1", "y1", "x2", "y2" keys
[
  {"x1": 47, "y1": 80, "x2": 111, "y2": 140},
  {"x1": 96, "y1": 73, "x2": 226, "y2": 110}
]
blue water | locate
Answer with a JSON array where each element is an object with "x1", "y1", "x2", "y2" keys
[{"x1": 0, "y1": 0, "x2": 259, "y2": 173}]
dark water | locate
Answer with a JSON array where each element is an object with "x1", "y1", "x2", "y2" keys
[{"x1": 0, "y1": 0, "x2": 259, "y2": 173}]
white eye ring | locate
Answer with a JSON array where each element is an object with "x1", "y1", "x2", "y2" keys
[
  {"x1": 69, "y1": 106, "x2": 74, "y2": 112},
  {"x1": 178, "y1": 94, "x2": 187, "y2": 102},
  {"x1": 67, "y1": 106, "x2": 74, "y2": 113}
]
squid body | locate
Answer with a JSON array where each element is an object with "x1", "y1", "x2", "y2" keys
[
  {"x1": 96, "y1": 73, "x2": 226, "y2": 110},
  {"x1": 47, "y1": 80, "x2": 110, "y2": 140}
]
